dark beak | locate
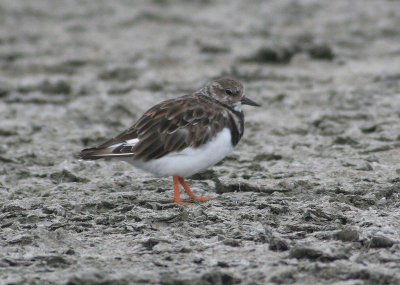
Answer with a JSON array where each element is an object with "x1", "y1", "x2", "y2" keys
[{"x1": 241, "y1": 96, "x2": 261, "y2": 107}]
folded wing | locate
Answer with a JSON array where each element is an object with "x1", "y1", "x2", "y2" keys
[{"x1": 79, "y1": 95, "x2": 229, "y2": 161}]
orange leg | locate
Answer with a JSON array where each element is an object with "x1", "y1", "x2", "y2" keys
[
  {"x1": 173, "y1": 176, "x2": 190, "y2": 206},
  {"x1": 178, "y1": 177, "x2": 210, "y2": 203}
]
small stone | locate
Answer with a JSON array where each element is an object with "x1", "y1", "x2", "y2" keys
[
  {"x1": 369, "y1": 235, "x2": 395, "y2": 248},
  {"x1": 162, "y1": 271, "x2": 241, "y2": 285},
  {"x1": 289, "y1": 246, "x2": 323, "y2": 260},
  {"x1": 142, "y1": 238, "x2": 160, "y2": 250},
  {"x1": 223, "y1": 238, "x2": 241, "y2": 247},
  {"x1": 377, "y1": 197, "x2": 387, "y2": 206},
  {"x1": 216, "y1": 261, "x2": 229, "y2": 268},
  {"x1": 193, "y1": 257, "x2": 203, "y2": 264},
  {"x1": 41, "y1": 80, "x2": 71, "y2": 94},
  {"x1": 333, "y1": 136, "x2": 359, "y2": 146},
  {"x1": 64, "y1": 248, "x2": 75, "y2": 255},
  {"x1": 307, "y1": 44, "x2": 335, "y2": 60},
  {"x1": 253, "y1": 153, "x2": 282, "y2": 161},
  {"x1": 98, "y1": 66, "x2": 139, "y2": 81},
  {"x1": 202, "y1": 271, "x2": 241, "y2": 285},
  {"x1": 269, "y1": 237, "x2": 290, "y2": 251},
  {"x1": 333, "y1": 228, "x2": 359, "y2": 242},
  {"x1": 241, "y1": 46, "x2": 295, "y2": 64},
  {"x1": 49, "y1": 169, "x2": 89, "y2": 183},
  {"x1": 200, "y1": 44, "x2": 230, "y2": 54},
  {"x1": 191, "y1": 169, "x2": 215, "y2": 180}
]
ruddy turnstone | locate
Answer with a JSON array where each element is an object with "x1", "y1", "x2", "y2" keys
[{"x1": 80, "y1": 77, "x2": 260, "y2": 205}]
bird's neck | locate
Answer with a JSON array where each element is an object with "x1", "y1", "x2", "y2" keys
[{"x1": 197, "y1": 94, "x2": 244, "y2": 146}]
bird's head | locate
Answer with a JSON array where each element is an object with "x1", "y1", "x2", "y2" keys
[{"x1": 203, "y1": 77, "x2": 261, "y2": 111}]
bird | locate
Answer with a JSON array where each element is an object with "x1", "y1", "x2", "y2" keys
[{"x1": 80, "y1": 77, "x2": 261, "y2": 205}]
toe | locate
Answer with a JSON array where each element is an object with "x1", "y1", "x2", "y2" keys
[
  {"x1": 192, "y1": 196, "x2": 210, "y2": 202},
  {"x1": 174, "y1": 199, "x2": 192, "y2": 206}
]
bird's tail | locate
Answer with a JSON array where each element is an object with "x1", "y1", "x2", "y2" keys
[
  {"x1": 79, "y1": 143, "x2": 136, "y2": 160},
  {"x1": 79, "y1": 147, "x2": 112, "y2": 160}
]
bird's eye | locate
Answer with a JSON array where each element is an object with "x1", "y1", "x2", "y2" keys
[{"x1": 225, "y1": 89, "x2": 233, "y2": 96}]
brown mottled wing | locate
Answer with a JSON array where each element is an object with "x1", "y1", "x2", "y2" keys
[{"x1": 80, "y1": 95, "x2": 229, "y2": 161}]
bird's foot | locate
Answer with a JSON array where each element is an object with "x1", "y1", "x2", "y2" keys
[
  {"x1": 173, "y1": 199, "x2": 192, "y2": 206},
  {"x1": 173, "y1": 176, "x2": 210, "y2": 206},
  {"x1": 178, "y1": 177, "x2": 210, "y2": 203},
  {"x1": 190, "y1": 196, "x2": 210, "y2": 202}
]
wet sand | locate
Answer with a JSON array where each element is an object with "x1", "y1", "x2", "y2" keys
[{"x1": 1, "y1": 0, "x2": 400, "y2": 284}]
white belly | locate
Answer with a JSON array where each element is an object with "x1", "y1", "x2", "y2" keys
[{"x1": 128, "y1": 128, "x2": 234, "y2": 177}]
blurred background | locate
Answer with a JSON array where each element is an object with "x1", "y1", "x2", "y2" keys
[{"x1": 1, "y1": 0, "x2": 400, "y2": 284}]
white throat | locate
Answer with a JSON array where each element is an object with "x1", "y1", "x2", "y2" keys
[{"x1": 233, "y1": 102, "x2": 242, "y2": 112}]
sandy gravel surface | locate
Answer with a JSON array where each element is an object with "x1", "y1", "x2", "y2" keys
[{"x1": 1, "y1": 0, "x2": 400, "y2": 284}]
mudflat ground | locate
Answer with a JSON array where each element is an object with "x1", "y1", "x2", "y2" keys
[{"x1": 1, "y1": 1, "x2": 400, "y2": 284}]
